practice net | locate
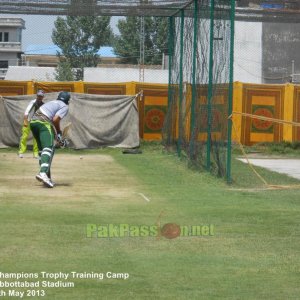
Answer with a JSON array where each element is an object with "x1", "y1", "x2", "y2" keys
[{"x1": 162, "y1": 0, "x2": 235, "y2": 181}]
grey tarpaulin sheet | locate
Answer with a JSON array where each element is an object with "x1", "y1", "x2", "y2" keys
[{"x1": 0, "y1": 92, "x2": 140, "y2": 149}]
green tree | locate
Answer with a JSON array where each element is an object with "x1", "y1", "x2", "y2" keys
[
  {"x1": 114, "y1": 17, "x2": 168, "y2": 65},
  {"x1": 52, "y1": 16, "x2": 112, "y2": 81},
  {"x1": 55, "y1": 59, "x2": 75, "y2": 81}
]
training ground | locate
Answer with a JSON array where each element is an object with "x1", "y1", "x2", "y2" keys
[{"x1": 0, "y1": 145, "x2": 299, "y2": 300}]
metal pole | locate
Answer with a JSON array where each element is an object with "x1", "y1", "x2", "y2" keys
[
  {"x1": 291, "y1": 60, "x2": 295, "y2": 82},
  {"x1": 226, "y1": 0, "x2": 236, "y2": 183},
  {"x1": 207, "y1": 0, "x2": 215, "y2": 171},
  {"x1": 177, "y1": 9, "x2": 185, "y2": 157},
  {"x1": 139, "y1": 16, "x2": 145, "y2": 82},
  {"x1": 167, "y1": 16, "x2": 174, "y2": 145},
  {"x1": 189, "y1": 0, "x2": 199, "y2": 157},
  {"x1": 168, "y1": 16, "x2": 174, "y2": 108}
]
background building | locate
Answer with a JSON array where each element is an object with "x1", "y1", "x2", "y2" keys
[
  {"x1": 22, "y1": 45, "x2": 120, "y2": 67},
  {"x1": 0, "y1": 17, "x2": 25, "y2": 79}
]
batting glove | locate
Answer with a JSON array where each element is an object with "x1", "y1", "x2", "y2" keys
[
  {"x1": 59, "y1": 139, "x2": 68, "y2": 148},
  {"x1": 57, "y1": 133, "x2": 62, "y2": 142}
]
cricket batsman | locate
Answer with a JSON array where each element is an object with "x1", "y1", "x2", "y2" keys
[
  {"x1": 30, "y1": 91, "x2": 71, "y2": 188},
  {"x1": 18, "y1": 90, "x2": 45, "y2": 158}
]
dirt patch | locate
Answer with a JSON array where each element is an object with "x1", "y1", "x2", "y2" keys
[{"x1": 0, "y1": 153, "x2": 145, "y2": 208}]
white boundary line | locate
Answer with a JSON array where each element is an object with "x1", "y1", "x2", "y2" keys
[{"x1": 137, "y1": 193, "x2": 150, "y2": 202}]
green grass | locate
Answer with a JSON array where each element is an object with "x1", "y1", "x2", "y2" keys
[{"x1": 0, "y1": 144, "x2": 299, "y2": 299}]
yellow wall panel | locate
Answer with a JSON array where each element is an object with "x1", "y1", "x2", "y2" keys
[
  {"x1": 143, "y1": 133, "x2": 162, "y2": 141},
  {"x1": 0, "y1": 80, "x2": 30, "y2": 95},
  {"x1": 283, "y1": 84, "x2": 294, "y2": 142},
  {"x1": 1, "y1": 80, "x2": 300, "y2": 144},
  {"x1": 252, "y1": 96, "x2": 275, "y2": 106},
  {"x1": 232, "y1": 82, "x2": 243, "y2": 143},
  {"x1": 145, "y1": 96, "x2": 168, "y2": 106},
  {"x1": 250, "y1": 133, "x2": 274, "y2": 142}
]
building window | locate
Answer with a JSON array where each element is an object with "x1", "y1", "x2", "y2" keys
[
  {"x1": 0, "y1": 61, "x2": 9, "y2": 68},
  {"x1": 17, "y1": 29, "x2": 22, "y2": 43},
  {"x1": 0, "y1": 32, "x2": 9, "y2": 42},
  {"x1": 4, "y1": 32, "x2": 9, "y2": 42}
]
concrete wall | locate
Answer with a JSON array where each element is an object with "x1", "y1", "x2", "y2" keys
[
  {"x1": 234, "y1": 21, "x2": 262, "y2": 83},
  {"x1": 0, "y1": 28, "x2": 20, "y2": 42},
  {"x1": 5, "y1": 66, "x2": 56, "y2": 81},
  {"x1": 233, "y1": 22, "x2": 300, "y2": 85},
  {"x1": 0, "y1": 53, "x2": 21, "y2": 66},
  {"x1": 5, "y1": 66, "x2": 169, "y2": 84},
  {"x1": 262, "y1": 23, "x2": 300, "y2": 84},
  {"x1": 84, "y1": 67, "x2": 168, "y2": 84}
]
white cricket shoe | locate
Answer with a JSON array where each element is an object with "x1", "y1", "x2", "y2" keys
[
  {"x1": 35, "y1": 172, "x2": 54, "y2": 188},
  {"x1": 18, "y1": 153, "x2": 24, "y2": 158}
]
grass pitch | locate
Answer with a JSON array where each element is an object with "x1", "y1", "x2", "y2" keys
[{"x1": 0, "y1": 145, "x2": 299, "y2": 299}]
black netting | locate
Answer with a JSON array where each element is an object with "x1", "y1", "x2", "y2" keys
[
  {"x1": 163, "y1": 0, "x2": 234, "y2": 180},
  {"x1": 1, "y1": 1, "x2": 300, "y2": 19},
  {"x1": 0, "y1": 1, "x2": 192, "y2": 16}
]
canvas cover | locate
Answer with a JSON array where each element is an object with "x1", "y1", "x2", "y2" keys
[{"x1": 0, "y1": 92, "x2": 140, "y2": 149}]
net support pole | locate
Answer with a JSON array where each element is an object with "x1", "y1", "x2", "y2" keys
[
  {"x1": 226, "y1": 0, "x2": 235, "y2": 183},
  {"x1": 177, "y1": 9, "x2": 185, "y2": 157},
  {"x1": 168, "y1": 16, "x2": 174, "y2": 108},
  {"x1": 167, "y1": 16, "x2": 174, "y2": 146},
  {"x1": 207, "y1": 0, "x2": 215, "y2": 171},
  {"x1": 189, "y1": 0, "x2": 199, "y2": 158}
]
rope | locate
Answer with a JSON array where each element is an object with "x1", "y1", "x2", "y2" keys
[
  {"x1": 228, "y1": 113, "x2": 300, "y2": 190},
  {"x1": 135, "y1": 90, "x2": 144, "y2": 101},
  {"x1": 230, "y1": 115, "x2": 269, "y2": 186},
  {"x1": 232, "y1": 111, "x2": 300, "y2": 127}
]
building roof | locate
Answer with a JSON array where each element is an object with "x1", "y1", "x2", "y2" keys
[
  {"x1": 24, "y1": 45, "x2": 117, "y2": 57},
  {"x1": 0, "y1": 17, "x2": 25, "y2": 28}
]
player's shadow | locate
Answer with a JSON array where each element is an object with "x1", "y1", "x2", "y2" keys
[
  {"x1": 53, "y1": 182, "x2": 72, "y2": 187},
  {"x1": 38, "y1": 182, "x2": 72, "y2": 188}
]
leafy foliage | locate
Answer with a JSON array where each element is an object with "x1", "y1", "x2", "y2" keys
[
  {"x1": 52, "y1": 16, "x2": 112, "y2": 80},
  {"x1": 114, "y1": 17, "x2": 168, "y2": 65},
  {"x1": 55, "y1": 59, "x2": 75, "y2": 81}
]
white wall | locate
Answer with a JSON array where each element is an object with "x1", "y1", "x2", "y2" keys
[
  {"x1": 5, "y1": 66, "x2": 56, "y2": 81},
  {"x1": 84, "y1": 67, "x2": 168, "y2": 84},
  {"x1": 5, "y1": 66, "x2": 168, "y2": 84},
  {"x1": 234, "y1": 21, "x2": 262, "y2": 83}
]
